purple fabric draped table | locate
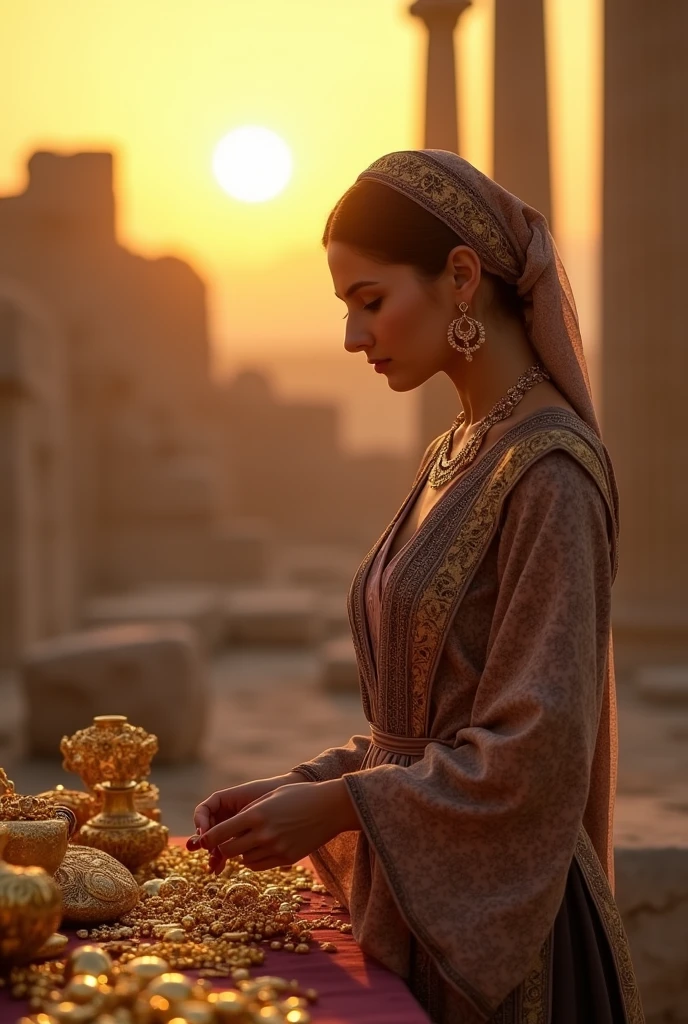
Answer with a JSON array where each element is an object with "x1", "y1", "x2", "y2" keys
[{"x1": 0, "y1": 850, "x2": 431, "y2": 1024}]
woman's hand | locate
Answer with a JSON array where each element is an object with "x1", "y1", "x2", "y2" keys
[
  {"x1": 199, "y1": 779, "x2": 361, "y2": 872},
  {"x1": 190, "y1": 773, "x2": 308, "y2": 846}
]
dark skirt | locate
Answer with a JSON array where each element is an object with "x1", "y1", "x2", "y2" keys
[{"x1": 409, "y1": 857, "x2": 632, "y2": 1023}]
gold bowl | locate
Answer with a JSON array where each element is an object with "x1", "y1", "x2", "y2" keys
[
  {"x1": 0, "y1": 826, "x2": 63, "y2": 966},
  {"x1": 2, "y1": 817, "x2": 69, "y2": 875}
]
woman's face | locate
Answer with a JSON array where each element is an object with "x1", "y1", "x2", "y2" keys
[{"x1": 327, "y1": 241, "x2": 459, "y2": 392}]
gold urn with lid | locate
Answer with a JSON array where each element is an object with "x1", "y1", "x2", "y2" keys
[
  {"x1": 62, "y1": 716, "x2": 168, "y2": 872},
  {"x1": 0, "y1": 825, "x2": 63, "y2": 966}
]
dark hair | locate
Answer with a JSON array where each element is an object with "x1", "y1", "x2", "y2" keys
[{"x1": 322, "y1": 179, "x2": 521, "y2": 317}]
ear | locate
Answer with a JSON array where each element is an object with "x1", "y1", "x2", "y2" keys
[{"x1": 446, "y1": 245, "x2": 482, "y2": 305}]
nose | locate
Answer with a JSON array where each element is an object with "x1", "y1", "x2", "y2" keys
[{"x1": 343, "y1": 321, "x2": 373, "y2": 355}]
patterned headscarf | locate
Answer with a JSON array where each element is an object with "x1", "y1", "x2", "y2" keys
[{"x1": 356, "y1": 150, "x2": 600, "y2": 436}]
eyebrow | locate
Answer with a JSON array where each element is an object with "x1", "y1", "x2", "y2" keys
[{"x1": 334, "y1": 280, "x2": 379, "y2": 300}]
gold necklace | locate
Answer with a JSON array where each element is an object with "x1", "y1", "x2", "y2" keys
[{"x1": 428, "y1": 364, "x2": 550, "y2": 489}]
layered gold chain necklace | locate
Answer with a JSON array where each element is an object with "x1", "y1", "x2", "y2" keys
[{"x1": 428, "y1": 364, "x2": 550, "y2": 489}]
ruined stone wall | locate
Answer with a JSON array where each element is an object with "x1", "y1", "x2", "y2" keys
[
  {"x1": 0, "y1": 278, "x2": 75, "y2": 666},
  {"x1": 0, "y1": 152, "x2": 224, "y2": 598}
]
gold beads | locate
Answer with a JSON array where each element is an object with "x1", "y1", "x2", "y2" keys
[{"x1": 65, "y1": 946, "x2": 114, "y2": 983}]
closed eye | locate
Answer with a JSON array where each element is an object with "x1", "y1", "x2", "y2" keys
[{"x1": 342, "y1": 297, "x2": 382, "y2": 320}]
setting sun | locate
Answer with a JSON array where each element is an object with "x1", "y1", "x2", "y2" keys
[{"x1": 212, "y1": 126, "x2": 293, "y2": 203}]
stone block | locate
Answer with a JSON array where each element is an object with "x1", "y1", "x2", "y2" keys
[
  {"x1": 615, "y1": 844, "x2": 688, "y2": 1023},
  {"x1": 207, "y1": 520, "x2": 272, "y2": 584},
  {"x1": 102, "y1": 520, "x2": 273, "y2": 591},
  {"x1": 636, "y1": 664, "x2": 688, "y2": 706},
  {"x1": 225, "y1": 587, "x2": 323, "y2": 647},
  {"x1": 320, "y1": 594, "x2": 351, "y2": 639},
  {"x1": 279, "y1": 544, "x2": 359, "y2": 590},
  {"x1": 319, "y1": 635, "x2": 360, "y2": 692},
  {"x1": 21, "y1": 623, "x2": 208, "y2": 762},
  {"x1": 83, "y1": 586, "x2": 226, "y2": 651}
]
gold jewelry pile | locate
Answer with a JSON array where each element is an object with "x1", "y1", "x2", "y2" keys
[
  {"x1": 2, "y1": 846, "x2": 353, "y2": 1023},
  {"x1": 428, "y1": 364, "x2": 550, "y2": 488},
  {"x1": 5, "y1": 944, "x2": 318, "y2": 1023},
  {"x1": 0, "y1": 771, "x2": 64, "y2": 823},
  {"x1": 1, "y1": 724, "x2": 352, "y2": 1023}
]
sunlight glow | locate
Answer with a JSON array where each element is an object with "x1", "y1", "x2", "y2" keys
[{"x1": 212, "y1": 126, "x2": 292, "y2": 203}]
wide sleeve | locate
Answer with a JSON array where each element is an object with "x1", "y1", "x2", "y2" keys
[
  {"x1": 341, "y1": 451, "x2": 614, "y2": 1016},
  {"x1": 290, "y1": 734, "x2": 372, "y2": 782}
]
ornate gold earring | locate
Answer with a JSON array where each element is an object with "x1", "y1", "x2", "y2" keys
[{"x1": 447, "y1": 302, "x2": 486, "y2": 361}]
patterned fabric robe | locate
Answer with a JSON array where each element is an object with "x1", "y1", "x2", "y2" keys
[{"x1": 294, "y1": 409, "x2": 644, "y2": 1024}]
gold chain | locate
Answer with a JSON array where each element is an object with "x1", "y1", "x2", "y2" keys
[{"x1": 428, "y1": 364, "x2": 550, "y2": 489}]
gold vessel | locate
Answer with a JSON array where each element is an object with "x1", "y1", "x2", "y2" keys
[
  {"x1": 36, "y1": 786, "x2": 98, "y2": 830},
  {"x1": 37, "y1": 781, "x2": 161, "y2": 828},
  {"x1": 60, "y1": 715, "x2": 159, "y2": 790},
  {"x1": 0, "y1": 826, "x2": 63, "y2": 966},
  {"x1": 73, "y1": 781, "x2": 168, "y2": 873},
  {"x1": 1, "y1": 817, "x2": 70, "y2": 876},
  {"x1": 62, "y1": 715, "x2": 168, "y2": 871},
  {"x1": 55, "y1": 844, "x2": 140, "y2": 922},
  {"x1": 0, "y1": 769, "x2": 77, "y2": 875}
]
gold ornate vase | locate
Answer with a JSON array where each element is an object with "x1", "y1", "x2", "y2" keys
[
  {"x1": 74, "y1": 781, "x2": 168, "y2": 873},
  {"x1": 60, "y1": 714, "x2": 168, "y2": 871},
  {"x1": 0, "y1": 826, "x2": 63, "y2": 967},
  {"x1": 60, "y1": 715, "x2": 159, "y2": 791},
  {"x1": 37, "y1": 782, "x2": 162, "y2": 829}
]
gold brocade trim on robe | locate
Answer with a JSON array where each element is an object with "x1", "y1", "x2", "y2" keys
[
  {"x1": 574, "y1": 830, "x2": 646, "y2": 1024},
  {"x1": 489, "y1": 936, "x2": 551, "y2": 1024},
  {"x1": 408, "y1": 428, "x2": 616, "y2": 734},
  {"x1": 347, "y1": 411, "x2": 617, "y2": 738},
  {"x1": 358, "y1": 151, "x2": 521, "y2": 279}
]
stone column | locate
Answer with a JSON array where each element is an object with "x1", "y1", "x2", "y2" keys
[
  {"x1": 410, "y1": 0, "x2": 472, "y2": 451},
  {"x1": 494, "y1": 0, "x2": 551, "y2": 225},
  {"x1": 0, "y1": 278, "x2": 75, "y2": 668},
  {"x1": 602, "y1": 1, "x2": 688, "y2": 675}
]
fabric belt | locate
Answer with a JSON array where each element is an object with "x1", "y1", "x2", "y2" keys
[{"x1": 369, "y1": 725, "x2": 444, "y2": 756}]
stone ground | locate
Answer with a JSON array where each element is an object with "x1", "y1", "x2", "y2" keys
[{"x1": 1, "y1": 648, "x2": 688, "y2": 844}]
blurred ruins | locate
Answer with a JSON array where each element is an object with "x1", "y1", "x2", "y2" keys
[{"x1": 0, "y1": 2, "x2": 687, "y2": 1019}]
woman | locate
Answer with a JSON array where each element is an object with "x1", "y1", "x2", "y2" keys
[{"x1": 192, "y1": 151, "x2": 644, "y2": 1023}]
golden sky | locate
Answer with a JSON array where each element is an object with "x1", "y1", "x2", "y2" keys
[{"x1": 0, "y1": 0, "x2": 601, "y2": 376}]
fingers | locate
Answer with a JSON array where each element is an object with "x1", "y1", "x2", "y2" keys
[
  {"x1": 194, "y1": 791, "x2": 225, "y2": 834},
  {"x1": 216, "y1": 831, "x2": 260, "y2": 860},
  {"x1": 202, "y1": 808, "x2": 255, "y2": 851},
  {"x1": 208, "y1": 847, "x2": 226, "y2": 875},
  {"x1": 186, "y1": 829, "x2": 202, "y2": 851}
]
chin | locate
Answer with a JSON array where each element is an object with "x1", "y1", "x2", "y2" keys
[{"x1": 385, "y1": 364, "x2": 438, "y2": 393}]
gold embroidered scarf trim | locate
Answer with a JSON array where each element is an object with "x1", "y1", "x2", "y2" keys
[{"x1": 357, "y1": 151, "x2": 521, "y2": 279}]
